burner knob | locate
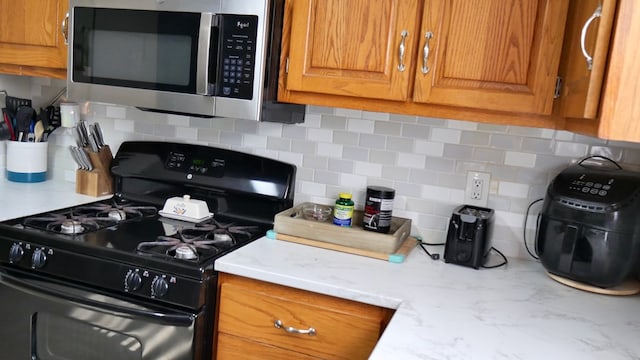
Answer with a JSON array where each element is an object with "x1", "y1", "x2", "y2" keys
[
  {"x1": 125, "y1": 271, "x2": 143, "y2": 291},
  {"x1": 9, "y1": 243, "x2": 24, "y2": 263},
  {"x1": 151, "y1": 277, "x2": 169, "y2": 298},
  {"x1": 32, "y1": 248, "x2": 47, "y2": 269}
]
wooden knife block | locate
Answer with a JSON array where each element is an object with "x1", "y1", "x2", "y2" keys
[{"x1": 75, "y1": 146, "x2": 114, "y2": 197}]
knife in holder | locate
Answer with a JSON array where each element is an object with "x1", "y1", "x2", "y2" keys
[{"x1": 75, "y1": 145, "x2": 114, "y2": 197}]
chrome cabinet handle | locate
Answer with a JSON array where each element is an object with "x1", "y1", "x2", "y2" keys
[
  {"x1": 61, "y1": 12, "x2": 69, "y2": 45},
  {"x1": 397, "y1": 30, "x2": 409, "y2": 72},
  {"x1": 421, "y1": 31, "x2": 434, "y2": 74},
  {"x1": 580, "y1": 4, "x2": 602, "y2": 70},
  {"x1": 274, "y1": 319, "x2": 317, "y2": 336}
]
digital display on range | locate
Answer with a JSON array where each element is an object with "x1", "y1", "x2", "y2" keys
[{"x1": 165, "y1": 151, "x2": 225, "y2": 177}]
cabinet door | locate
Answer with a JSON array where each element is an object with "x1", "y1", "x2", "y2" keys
[
  {"x1": 413, "y1": 0, "x2": 569, "y2": 114},
  {"x1": 0, "y1": 0, "x2": 68, "y2": 78},
  {"x1": 284, "y1": 0, "x2": 421, "y2": 101},
  {"x1": 555, "y1": 0, "x2": 616, "y2": 119}
]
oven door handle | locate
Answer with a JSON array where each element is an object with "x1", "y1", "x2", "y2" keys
[{"x1": 0, "y1": 269, "x2": 194, "y2": 327}]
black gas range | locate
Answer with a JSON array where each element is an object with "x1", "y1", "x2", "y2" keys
[{"x1": 0, "y1": 141, "x2": 295, "y2": 360}]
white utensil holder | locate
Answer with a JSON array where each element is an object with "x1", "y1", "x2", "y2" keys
[{"x1": 6, "y1": 141, "x2": 48, "y2": 183}]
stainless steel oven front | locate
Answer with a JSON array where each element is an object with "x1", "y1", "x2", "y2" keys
[{"x1": 0, "y1": 268, "x2": 205, "y2": 360}]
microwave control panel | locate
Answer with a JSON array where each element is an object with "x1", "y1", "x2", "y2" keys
[{"x1": 216, "y1": 15, "x2": 259, "y2": 100}]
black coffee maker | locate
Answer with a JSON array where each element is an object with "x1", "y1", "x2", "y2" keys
[{"x1": 444, "y1": 205, "x2": 494, "y2": 269}]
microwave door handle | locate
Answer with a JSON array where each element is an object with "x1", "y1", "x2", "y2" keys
[
  {"x1": 0, "y1": 269, "x2": 194, "y2": 327},
  {"x1": 197, "y1": 13, "x2": 214, "y2": 95}
]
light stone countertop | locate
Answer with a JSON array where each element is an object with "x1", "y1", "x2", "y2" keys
[
  {"x1": 0, "y1": 175, "x2": 109, "y2": 221},
  {"x1": 215, "y1": 236, "x2": 640, "y2": 360},
  {"x1": 1, "y1": 175, "x2": 638, "y2": 359}
]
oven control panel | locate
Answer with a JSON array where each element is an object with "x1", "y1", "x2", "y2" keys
[
  {"x1": 165, "y1": 151, "x2": 225, "y2": 177},
  {"x1": 1, "y1": 240, "x2": 205, "y2": 309}
]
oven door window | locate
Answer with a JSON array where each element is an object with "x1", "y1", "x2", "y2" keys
[
  {"x1": 72, "y1": 7, "x2": 201, "y2": 93},
  {"x1": 34, "y1": 312, "x2": 142, "y2": 360}
]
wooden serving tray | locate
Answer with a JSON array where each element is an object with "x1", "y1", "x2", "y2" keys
[{"x1": 273, "y1": 202, "x2": 414, "y2": 262}]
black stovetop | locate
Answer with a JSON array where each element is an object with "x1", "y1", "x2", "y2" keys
[{"x1": 2, "y1": 198, "x2": 269, "y2": 275}]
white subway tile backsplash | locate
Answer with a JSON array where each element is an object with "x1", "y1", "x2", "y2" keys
[
  {"x1": 359, "y1": 133, "x2": 387, "y2": 149},
  {"x1": 321, "y1": 115, "x2": 348, "y2": 129},
  {"x1": 19, "y1": 74, "x2": 640, "y2": 261},
  {"x1": 369, "y1": 150, "x2": 397, "y2": 165},
  {"x1": 381, "y1": 166, "x2": 410, "y2": 181},
  {"x1": 387, "y1": 136, "x2": 415, "y2": 152},
  {"x1": 282, "y1": 125, "x2": 307, "y2": 139},
  {"x1": 300, "y1": 180, "x2": 327, "y2": 196},
  {"x1": 473, "y1": 148, "x2": 505, "y2": 163},
  {"x1": 328, "y1": 158, "x2": 355, "y2": 173},
  {"x1": 505, "y1": 151, "x2": 536, "y2": 168},
  {"x1": 342, "y1": 146, "x2": 369, "y2": 161},
  {"x1": 307, "y1": 128, "x2": 333, "y2": 142},
  {"x1": 317, "y1": 143, "x2": 343, "y2": 158},
  {"x1": 498, "y1": 181, "x2": 529, "y2": 198},
  {"x1": 106, "y1": 106, "x2": 126, "y2": 119},
  {"x1": 347, "y1": 118, "x2": 375, "y2": 133},
  {"x1": 339, "y1": 173, "x2": 368, "y2": 189},
  {"x1": 554, "y1": 142, "x2": 589, "y2": 157},
  {"x1": 401, "y1": 124, "x2": 431, "y2": 139},
  {"x1": 175, "y1": 127, "x2": 198, "y2": 140},
  {"x1": 431, "y1": 128, "x2": 462, "y2": 144},
  {"x1": 460, "y1": 131, "x2": 491, "y2": 146},
  {"x1": 303, "y1": 155, "x2": 329, "y2": 169},
  {"x1": 414, "y1": 140, "x2": 444, "y2": 156},
  {"x1": 398, "y1": 152, "x2": 426, "y2": 168},
  {"x1": 114, "y1": 119, "x2": 135, "y2": 132},
  {"x1": 267, "y1": 137, "x2": 291, "y2": 151},
  {"x1": 243, "y1": 134, "x2": 267, "y2": 148},
  {"x1": 354, "y1": 161, "x2": 383, "y2": 177},
  {"x1": 447, "y1": 119, "x2": 477, "y2": 130},
  {"x1": 421, "y1": 185, "x2": 453, "y2": 202},
  {"x1": 291, "y1": 139, "x2": 317, "y2": 154},
  {"x1": 374, "y1": 121, "x2": 402, "y2": 136},
  {"x1": 362, "y1": 111, "x2": 390, "y2": 121}
]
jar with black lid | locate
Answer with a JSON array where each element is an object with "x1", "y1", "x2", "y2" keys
[{"x1": 363, "y1": 186, "x2": 395, "y2": 233}]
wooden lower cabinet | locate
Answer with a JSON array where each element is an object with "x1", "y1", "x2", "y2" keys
[{"x1": 214, "y1": 273, "x2": 394, "y2": 360}]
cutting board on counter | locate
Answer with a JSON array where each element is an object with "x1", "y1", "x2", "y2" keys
[{"x1": 273, "y1": 203, "x2": 416, "y2": 263}]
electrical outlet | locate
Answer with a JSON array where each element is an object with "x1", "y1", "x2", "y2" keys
[{"x1": 465, "y1": 171, "x2": 490, "y2": 207}]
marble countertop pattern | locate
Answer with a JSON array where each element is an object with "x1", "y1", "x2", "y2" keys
[
  {"x1": 215, "y1": 237, "x2": 640, "y2": 360},
  {"x1": 0, "y1": 176, "x2": 109, "y2": 221},
  {"x1": 1, "y1": 176, "x2": 638, "y2": 359}
]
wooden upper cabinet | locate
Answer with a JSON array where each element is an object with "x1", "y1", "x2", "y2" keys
[
  {"x1": 554, "y1": 0, "x2": 616, "y2": 119},
  {"x1": 413, "y1": 0, "x2": 569, "y2": 114},
  {"x1": 285, "y1": 0, "x2": 421, "y2": 101},
  {"x1": 0, "y1": 0, "x2": 68, "y2": 79}
]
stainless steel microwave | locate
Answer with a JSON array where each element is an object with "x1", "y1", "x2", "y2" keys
[{"x1": 66, "y1": 0, "x2": 303, "y2": 121}]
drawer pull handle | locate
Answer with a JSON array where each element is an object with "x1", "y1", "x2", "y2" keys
[{"x1": 274, "y1": 319, "x2": 317, "y2": 336}]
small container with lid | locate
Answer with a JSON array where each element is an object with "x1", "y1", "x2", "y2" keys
[
  {"x1": 333, "y1": 192, "x2": 354, "y2": 227},
  {"x1": 363, "y1": 186, "x2": 395, "y2": 233}
]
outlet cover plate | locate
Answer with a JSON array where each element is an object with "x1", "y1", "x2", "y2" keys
[{"x1": 465, "y1": 171, "x2": 490, "y2": 207}]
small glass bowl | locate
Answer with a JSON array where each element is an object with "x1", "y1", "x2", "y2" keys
[{"x1": 302, "y1": 204, "x2": 333, "y2": 221}]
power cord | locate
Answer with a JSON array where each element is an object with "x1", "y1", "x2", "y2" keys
[
  {"x1": 524, "y1": 198, "x2": 544, "y2": 260},
  {"x1": 416, "y1": 236, "x2": 444, "y2": 260},
  {"x1": 481, "y1": 247, "x2": 508, "y2": 269}
]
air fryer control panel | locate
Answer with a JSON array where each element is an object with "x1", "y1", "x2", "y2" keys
[
  {"x1": 566, "y1": 174, "x2": 615, "y2": 198},
  {"x1": 550, "y1": 165, "x2": 640, "y2": 207}
]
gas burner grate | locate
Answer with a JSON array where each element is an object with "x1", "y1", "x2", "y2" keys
[
  {"x1": 136, "y1": 219, "x2": 260, "y2": 261},
  {"x1": 21, "y1": 201, "x2": 159, "y2": 235}
]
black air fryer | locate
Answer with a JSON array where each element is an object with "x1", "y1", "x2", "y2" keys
[
  {"x1": 444, "y1": 205, "x2": 494, "y2": 269},
  {"x1": 537, "y1": 159, "x2": 640, "y2": 288}
]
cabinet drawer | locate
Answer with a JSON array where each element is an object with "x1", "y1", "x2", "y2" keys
[
  {"x1": 217, "y1": 274, "x2": 392, "y2": 360},
  {"x1": 217, "y1": 333, "x2": 320, "y2": 360}
]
